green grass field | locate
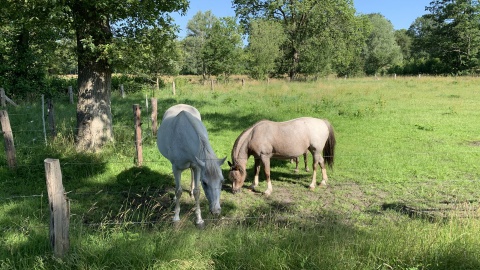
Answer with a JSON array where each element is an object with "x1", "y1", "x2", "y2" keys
[{"x1": 1, "y1": 76, "x2": 480, "y2": 269}]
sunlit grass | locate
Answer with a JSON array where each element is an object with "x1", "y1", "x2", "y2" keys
[{"x1": 1, "y1": 76, "x2": 480, "y2": 269}]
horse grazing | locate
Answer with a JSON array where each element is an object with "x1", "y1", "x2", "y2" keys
[
  {"x1": 228, "y1": 117, "x2": 335, "y2": 195},
  {"x1": 157, "y1": 104, "x2": 226, "y2": 226}
]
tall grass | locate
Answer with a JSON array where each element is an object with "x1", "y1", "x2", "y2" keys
[{"x1": 1, "y1": 76, "x2": 480, "y2": 269}]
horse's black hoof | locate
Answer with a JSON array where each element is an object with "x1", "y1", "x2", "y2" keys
[{"x1": 196, "y1": 221, "x2": 205, "y2": 229}]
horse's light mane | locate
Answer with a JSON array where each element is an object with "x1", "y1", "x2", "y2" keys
[
  {"x1": 231, "y1": 120, "x2": 267, "y2": 163},
  {"x1": 197, "y1": 133, "x2": 222, "y2": 179},
  {"x1": 170, "y1": 110, "x2": 222, "y2": 180}
]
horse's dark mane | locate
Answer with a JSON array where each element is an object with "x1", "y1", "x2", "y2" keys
[{"x1": 231, "y1": 119, "x2": 267, "y2": 163}]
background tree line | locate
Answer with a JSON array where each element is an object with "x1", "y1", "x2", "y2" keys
[
  {"x1": 1, "y1": 0, "x2": 479, "y2": 150},
  {"x1": 3, "y1": 0, "x2": 480, "y2": 92}
]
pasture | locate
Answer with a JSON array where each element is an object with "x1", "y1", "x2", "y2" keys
[{"x1": 1, "y1": 76, "x2": 480, "y2": 269}]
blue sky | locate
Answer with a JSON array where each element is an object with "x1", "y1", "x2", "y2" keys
[{"x1": 171, "y1": 0, "x2": 432, "y2": 38}]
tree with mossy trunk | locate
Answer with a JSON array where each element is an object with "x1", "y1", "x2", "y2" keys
[{"x1": 69, "y1": 0, "x2": 188, "y2": 151}]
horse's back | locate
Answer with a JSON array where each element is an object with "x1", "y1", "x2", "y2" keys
[
  {"x1": 157, "y1": 105, "x2": 204, "y2": 164},
  {"x1": 162, "y1": 104, "x2": 201, "y2": 121},
  {"x1": 255, "y1": 117, "x2": 328, "y2": 139},
  {"x1": 249, "y1": 117, "x2": 330, "y2": 156}
]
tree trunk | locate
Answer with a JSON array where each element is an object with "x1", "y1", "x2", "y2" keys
[
  {"x1": 73, "y1": 4, "x2": 114, "y2": 151},
  {"x1": 289, "y1": 49, "x2": 299, "y2": 81}
]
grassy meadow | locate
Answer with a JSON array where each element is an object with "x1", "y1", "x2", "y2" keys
[{"x1": 1, "y1": 76, "x2": 480, "y2": 269}]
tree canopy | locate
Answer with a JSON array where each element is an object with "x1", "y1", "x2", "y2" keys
[
  {"x1": 4, "y1": 0, "x2": 480, "y2": 120},
  {"x1": 363, "y1": 13, "x2": 403, "y2": 75}
]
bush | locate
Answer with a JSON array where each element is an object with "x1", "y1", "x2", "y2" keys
[
  {"x1": 44, "y1": 76, "x2": 77, "y2": 98},
  {"x1": 111, "y1": 75, "x2": 160, "y2": 94}
]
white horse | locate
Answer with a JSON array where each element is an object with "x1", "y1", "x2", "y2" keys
[{"x1": 157, "y1": 104, "x2": 226, "y2": 226}]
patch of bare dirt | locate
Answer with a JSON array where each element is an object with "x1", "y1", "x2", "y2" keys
[{"x1": 468, "y1": 140, "x2": 480, "y2": 146}]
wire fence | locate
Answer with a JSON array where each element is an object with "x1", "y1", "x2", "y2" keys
[
  {"x1": 2, "y1": 97, "x2": 480, "y2": 237},
  {"x1": 1, "y1": 173, "x2": 479, "y2": 229}
]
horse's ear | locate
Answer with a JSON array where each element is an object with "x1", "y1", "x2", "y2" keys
[
  {"x1": 218, "y1": 157, "x2": 227, "y2": 166},
  {"x1": 195, "y1": 157, "x2": 206, "y2": 168},
  {"x1": 228, "y1": 161, "x2": 239, "y2": 171}
]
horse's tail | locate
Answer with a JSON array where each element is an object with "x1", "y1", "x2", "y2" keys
[{"x1": 322, "y1": 120, "x2": 336, "y2": 168}]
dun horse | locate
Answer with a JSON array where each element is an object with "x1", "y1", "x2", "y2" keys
[
  {"x1": 157, "y1": 104, "x2": 226, "y2": 226},
  {"x1": 228, "y1": 117, "x2": 335, "y2": 195}
]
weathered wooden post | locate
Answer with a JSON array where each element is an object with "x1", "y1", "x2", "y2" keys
[
  {"x1": 155, "y1": 77, "x2": 160, "y2": 92},
  {"x1": 44, "y1": 158, "x2": 70, "y2": 258},
  {"x1": 41, "y1": 95, "x2": 47, "y2": 145},
  {"x1": 133, "y1": 104, "x2": 143, "y2": 166},
  {"x1": 242, "y1": 78, "x2": 245, "y2": 87},
  {"x1": 120, "y1": 84, "x2": 125, "y2": 98},
  {"x1": 210, "y1": 79, "x2": 214, "y2": 91},
  {"x1": 172, "y1": 81, "x2": 176, "y2": 95},
  {"x1": 0, "y1": 88, "x2": 17, "y2": 107},
  {"x1": 47, "y1": 98, "x2": 57, "y2": 139},
  {"x1": 0, "y1": 88, "x2": 5, "y2": 107},
  {"x1": 151, "y1": 98, "x2": 158, "y2": 136},
  {"x1": 68, "y1": 86, "x2": 74, "y2": 104},
  {"x1": 0, "y1": 110, "x2": 16, "y2": 168}
]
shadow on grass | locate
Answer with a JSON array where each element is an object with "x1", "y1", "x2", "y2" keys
[{"x1": 381, "y1": 202, "x2": 446, "y2": 223}]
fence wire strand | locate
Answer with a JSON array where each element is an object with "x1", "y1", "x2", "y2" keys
[{"x1": 2, "y1": 101, "x2": 480, "y2": 233}]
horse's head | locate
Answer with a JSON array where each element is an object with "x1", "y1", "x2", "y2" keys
[
  {"x1": 198, "y1": 157, "x2": 226, "y2": 215},
  {"x1": 228, "y1": 161, "x2": 246, "y2": 194}
]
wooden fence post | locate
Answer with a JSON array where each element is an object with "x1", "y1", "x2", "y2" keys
[
  {"x1": 242, "y1": 78, "x2": 245, "y2": 87},
  {"x1": 68, "y1": 86, "x2": 73, "y2": 104},
  {"x1": 210, "y1": 79, "x2": 214, "y2": 91},
  {"x1": 0, "y1": 88, "x2": 17, "y2": 107},
  {"x1": 120, "y1": 84, "x2": 125, "y2": 98},
  {"x1": 151, "y1": 98, "x2": 158, "y2": 136},
  {"x1": 0, "y1": 88, "x2": 5, "y2": 107},
  {"x1": 172, "y1": 81, "x2": 176, "y2": 96},
  {"x1": 133, "y1": 104, "x2": 143, "y2": 166},
  {"x1": 47, "y1": 98, "x2": 57, "y2": 139},
  {"x1": 41, "y1": 95, "x2": 47, "y2": 145},
  {"x1": 44, "y1": 158, "x2": 70, "y2": 258},
  {"x1": 0, "y1": 110, "x2": 16, "y2": 168}
]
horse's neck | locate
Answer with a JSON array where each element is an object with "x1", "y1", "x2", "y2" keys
[
  {"x1": 232, "y1": 128, "x2": 251, "y2": 166},
  {"x1": 182, "y1": 111, "x2": 216, "y2": 160},
  {"x1": 198, "y1": 136, "x2": 215, "y2": 159}
]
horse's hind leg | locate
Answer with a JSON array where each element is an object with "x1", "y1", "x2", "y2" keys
[
  {"x1": 189, "y1": 168, "x2": 195, "y2": 199},
  {"x1": 293, "y1": 157, "x2": 299, "y2": 173},
  {"x1": 309, "y1": 155, "x2": 327, "y2": 190},
  {"x1": 303, "y1": 153, "x2": 309, "y2": 172},
  {"x1": 172, "y1": 168, "x2": 183, "y2": 222}
]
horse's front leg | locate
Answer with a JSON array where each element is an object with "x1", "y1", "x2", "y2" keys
[
  {"x1": 262, "y1": 157, "x2": 273, "y2": 196},
  {"x1": 192, "y1": 166, "x2": 204, "y2": 226},
  {"x1": 250, "y1": 158, "x2": 261, "y2": 191},
  {"x1": 172, "y1": 167, "x2": 183, "y2": 222}
]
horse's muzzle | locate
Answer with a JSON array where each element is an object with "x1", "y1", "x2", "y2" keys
[{"x1": 210, "y1": 207, "x2": 221, "y2": 215}]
